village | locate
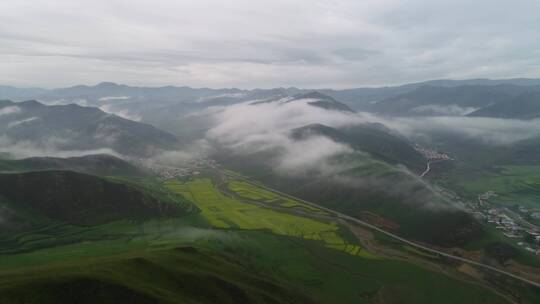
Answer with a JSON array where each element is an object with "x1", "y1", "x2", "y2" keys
[
  {"x1": 467, "y1": 191, "x2": 540, "y2": 256},
  {"x1": 133, "y1": 156, "x2": 219, "y2": 179},
  {"x1": 414, "y1": 146, "x2": 452, "y2": 161}
]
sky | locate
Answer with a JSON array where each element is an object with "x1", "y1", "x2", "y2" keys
[{"x1": 2, "y1": 0, "x2": 540, "y2": 89}]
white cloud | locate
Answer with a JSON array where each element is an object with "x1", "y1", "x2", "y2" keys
[
  {"x1": 99, "y1": 104, "x2": 141, "y2": 121},
  {"x1": 98, "y1": 96, "x2": 130, "y2": 101},
  {"x1": 0, "y1": 106, "x2": 21, "y2": 116},
  {"x1": 1, "y1": 0, "x2": 539, "y2": 88},
  {"x1": 411, "y1": 105, "x2": 478, "y2": 116},
  {"x1": 207, "y1": 98, "x2": 363, "y2": 175},
  {"x1": 7, "y1": 116, "x2": 39, "y2": 128},
  {"x1": 357, "y1": 113, "x2": 540, "y2": 145},
  {"x1": 0, "y1": 136, "x2": 120, "y2": 159}
]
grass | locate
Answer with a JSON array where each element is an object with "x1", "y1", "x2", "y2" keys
[
  {"x1": 0, "y1": 227, "x2": 516, "y2": 304},
  {"x1": 228, "y1": 180, "x2": 328, "y2": 214},
  {"x1": 402, "y1": 245, "x2": 440, "y2": 259},
  {"x1": 451, "y1": 165, "x2": 540, "y2": 209},
  {"x1": 463, "y1": 225, "x2": 540, "y2": 268},
  {"x1": 165, "y1": 178, "x2": 375, "y2": 258},
  {"x1": 0, "y1": 174, "x2": 535, "y2": 303}
]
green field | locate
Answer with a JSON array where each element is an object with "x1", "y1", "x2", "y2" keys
[
  {"x1": 0, "y1": 225, "x2": 514, "y2": 304},
  {"x1": 1, "y1": 173, "x2": 535, "y2": 303},
  {"x1": 452, "y1": 165, "x2": 540, "y2": 208},
  {"x1": 228, "y1": 180, "x2": 329, "y2": 214},
  {"x1": 165, "y1": 178, "x2": 373, "y2": 258}
]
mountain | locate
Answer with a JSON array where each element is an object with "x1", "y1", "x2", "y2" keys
[
  {"x1": 291, "y1": 123, "x2": 425, "y2": 171},
  {"x1": 0, "y1": 170, "x2": 190, "y2": 226},
  {"x1": 0, "y1": 154, "x2": 147, "y2": 176},
  {"x1": 369, "y1": 84, "x2": 540, "y2": 117},
  {"x1": 468, "y1": 91, "x2": 540, "y2": 119},
  {"x1": 0, "y1": 85, "x2": 48, "y2": 101},
  {"x1": 4, "y1": 79, "x2": 540, "y2": 127},
  {"x1": 288, "y1": 92, "x2": 355, "y2": 112},
  {"x1": 0, "y1": 100, "x2": 180, "y2": 157}
]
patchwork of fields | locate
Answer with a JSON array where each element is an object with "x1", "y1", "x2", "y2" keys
[
  {"x1": 228, "y1": 180, "x2": 328, "y2": 214},
  {"x1": 165, "y1": 177, "x2": 375, "y2": 258},
  {"x1": 0, "y1": 172, "x2": 527, "y2": 303}
]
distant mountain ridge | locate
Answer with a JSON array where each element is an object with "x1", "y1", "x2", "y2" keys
[
  {"x1": 467, "y1": 91, "x2": 540, "y2": 119},
  {"x1": 4, "y1": 78, "x2": 540, "y2": 101},
  {"x1": 290, "y1": 123, "x2": 425, "y2": 171},
  {"x1": 2, "y1": 78, "x2": 540, "y2": 132},
  {"x1": 0, "y1": 154, "x2": 146, "y2": 176},
  {"x1": 369, "y1": 84, "x2": 540, "y2": 117},
  {"x1": 288, "y1": 92, "x2": 355, "y2": 112},
  {"x1": 0, "y1": 100, "x2": 180, "y2": 157}
]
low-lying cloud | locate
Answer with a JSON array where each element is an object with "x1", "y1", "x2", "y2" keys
[
  {"x1": 364, "y1": 114, "x2": 540, "y2": 145},
  {"x1": 99, "y1": 104, "x2": 142, "y2": 121},
  {"x1": 411, "y1": 104, "x2": 478, "y2": 116},
  {"x1": 206, "y1": 98, "x2": 361, "y2": 175},
  {"x1": 0, "y1": 106, "x2": 21, "y2": 116},
  {"x1": 7, "y1": 117, "x2": 39, "y2": 128},
  {"x1": 0, "y1": 136, "x2": 120, "y2": 159}
]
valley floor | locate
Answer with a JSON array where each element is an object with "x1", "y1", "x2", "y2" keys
[{"x1": 1, "y1": 169, "x2": 538, "y2": 303}]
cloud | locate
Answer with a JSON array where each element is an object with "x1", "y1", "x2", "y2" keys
[
  {"x1": 363, "y1": 115, "x2": 540, "y2": 145},
  {"x1": 99, "y1": 104, "x2": 141, "y2": 121},
  {"x1": 40, "y1": 98, "x2": 89, "y2": 106},
  {"x1": 204, "y1": 98, "x2": 465, "y2": 210},
  {"x1": 411, "y1": 104, "x2": 478, "y2": 116},
  {"x1": 206, "y1": 97, "x2": 540, "y2": 176},
  {"x1": 0, "y1": 136, "x2": 120, "y2": 159},
  {"x1": 206, "y1": 98, "x2": 365, "y2": 176},
  {"x1": 276, "y1": 136, "x2": 353, "y2": 175},
  {"x1": 1, "y1": 0, "x2": 540, "y2": 88},
  {"x1": 98, "y1": 96, "x2": 130, "y2": 101},
  {"x1": 0, "y1": 106, "x2": 21, "y2": 116},
  {"x1": 7, "y1": 116, "x2": 39, "y2": 128}
]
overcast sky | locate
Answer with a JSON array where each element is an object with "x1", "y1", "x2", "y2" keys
[{"x1": 2, "y1": 0, "x2": 540, "y2": 89}]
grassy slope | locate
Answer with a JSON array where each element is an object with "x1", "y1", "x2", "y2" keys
[
  {"x1": 164, "y1": 178, "x2": 372, "y2": 258},
  {"x1": 0, "y1": 173, "x2": 526, "y2": 303},
  {"x1": 449, "y1": 165, "x2": 540, "y2": 208},
  {"x1": 218, "y1": 152, "x2": 483, "y2": 247},
  {"x1": 0, "y1": 221, "x2": 511, "y2": 304},
  {"x1": 432, "y1": 164, "x2": 540, "y2": 267},
  {"x1": 0, "y1": 171, "x2": 191, "y2": 226}
]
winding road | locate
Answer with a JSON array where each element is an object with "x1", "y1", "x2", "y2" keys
[
  {"x1": 221, "y1": 169, "x2": 540, "y2": 289},
  {"x1": 420, "y1": 161, "x2": 432, "y2": 177}
]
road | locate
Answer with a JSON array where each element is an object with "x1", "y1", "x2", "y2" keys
[
  {"x1": 420, "y1": 159, "x2": 446, "y2": 178},
  {"x1": 420, "y1": 161, "x2": 432, "y2": 177},
  {"x1": 222, "y1": 170, "x2": 540, "y2": 289}
]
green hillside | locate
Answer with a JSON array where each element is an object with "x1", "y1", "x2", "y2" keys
[
  {"x1": 0, "y1": 171, "x2": 191, "y2": 227},
  {"x1": 0, "y1": 154, "x2": 147, "y2": 177},
  {"x1": 0, "y1": 171, "x2": 523, "y2": 303}
]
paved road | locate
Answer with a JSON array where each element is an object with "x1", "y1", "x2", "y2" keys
[
  {"x1": 222, "y1": 170, "x2": 540, "y2": 289},
  {"x1": 420, "y1": 161, "x2": 432, "y2": 177},
  {"x1": 420, "y1": 159, "x2": 446, "y2": 178}
]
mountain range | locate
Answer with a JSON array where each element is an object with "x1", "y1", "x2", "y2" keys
[
  {"x1": 0, "y1": 99, "x2": 180, "y2": 157},
  {"x1": 3, "y1": 78, "x2": 540, "y2": 120}
]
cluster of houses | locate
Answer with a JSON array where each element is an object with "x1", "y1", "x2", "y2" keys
[
  {"x1": 414, "y1": 146, "x2": 451, "y2": 160},
  {"x1": 134, "y1": 157, "x2": 218, "y2": 179},
  {"x1": 468, "y1": 191, "x2": 540, "y2": 255}
]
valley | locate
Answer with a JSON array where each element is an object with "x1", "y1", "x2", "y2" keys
[
  {"x1": 2, "y1": 163, "x2": 539, "y2": 303},
  {"x1": 3, "y1": 1, "x2": 540, "y2": 302},
  {"x1": 2, "y1": 79, "x2": 540, "y2": 303}
]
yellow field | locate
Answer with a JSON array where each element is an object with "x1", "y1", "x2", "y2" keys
[
  {"x1": 228, "y1": 180, "x2": 329, "y2": 214},
  {"x1": 165, "y1": 178, "x2": 377, "y2": 259}
]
